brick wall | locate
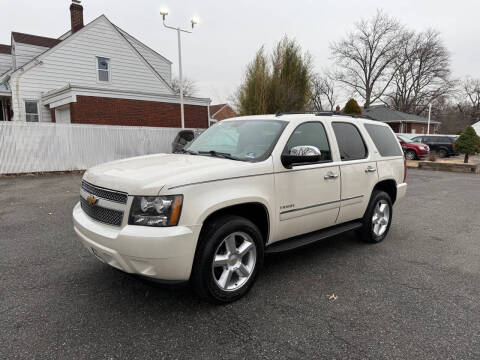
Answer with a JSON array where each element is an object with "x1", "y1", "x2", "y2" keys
[
  {"x1": 212, "y1": 105, "x2": 237, "y2": 121},
  {"x1": 50, "y1": 108, "x2": 56, "y2": 123},
  {"x1": 69, "y1": 96, "x2": 208, "y2": 128}
]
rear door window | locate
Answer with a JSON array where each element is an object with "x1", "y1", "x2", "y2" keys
[
  {"x1": 364, "y1": 124, "x2": 403, "y2": 157},
  {"x1": 332, "y1": 122, "x2": 368, "y2": 161}
]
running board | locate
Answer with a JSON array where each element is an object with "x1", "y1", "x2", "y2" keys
[{"x1": 265, "y1": 221, "x2": 363, "y2": 254}]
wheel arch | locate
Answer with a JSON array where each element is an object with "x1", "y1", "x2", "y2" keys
[
  {"x1": 373, "y1": 179, "x2": 397, "y2": 204},
  {"x1": 198, "y1": 201, "x2": 271, "y2": 246}
]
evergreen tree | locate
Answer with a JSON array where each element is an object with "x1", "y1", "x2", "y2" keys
[
  {"x1": 236, "y1": 37, "x2": 312, "y2": 115},
  {"x1": 454, "y1": 126, "x2": 480, "y2": 163},
  {"x1": 343, "y1": 98, "x2": 362, "y2": 115}
]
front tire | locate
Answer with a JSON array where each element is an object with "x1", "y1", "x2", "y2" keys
[
  {"x1": 360, "y1": 190, "x2": 393, "y2": 243},
  {"x1": 191, "y1": 215, "x2": 264, "y2": 303}
]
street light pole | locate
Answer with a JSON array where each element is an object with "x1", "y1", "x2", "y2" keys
[
  {"x1": 427, "y1": 103, "x2": 432, "y2": 134},
  {"x1": 176, "y1": 28, "x2": 185, "y2": 128},
  {"x1": 160, "y1": 10, "x2": 197, "y2": 129}
]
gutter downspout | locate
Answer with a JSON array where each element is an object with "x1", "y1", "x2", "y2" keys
[{"x1": 12, "y1": 60, "x2": 43, "y2": 121}]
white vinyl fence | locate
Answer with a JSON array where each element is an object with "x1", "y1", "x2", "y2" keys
[{"x1": 0, "y1": 122, "x2": 183, "y2": 174}]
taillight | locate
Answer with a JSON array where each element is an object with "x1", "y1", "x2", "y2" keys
[
  {"x1": 403, "y1": 157, "x2": 407, "y2": 182},
  {"x1": 452, "y1": 143, "x2": 455, "y2": 149}
]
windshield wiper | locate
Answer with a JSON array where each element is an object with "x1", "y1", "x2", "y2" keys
[
  {"x1": 198, "y1": 150, "x2": 242, "y2": 161},
  {"x1": 181, "y1": 149, "x2": 198, "y2": 155}
]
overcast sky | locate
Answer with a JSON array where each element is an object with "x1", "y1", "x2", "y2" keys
[{"x1": 2, "y1": 0, "x2": 480, "y2": 105}]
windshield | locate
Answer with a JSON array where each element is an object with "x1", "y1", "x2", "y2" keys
[
  {"x1": 398, "y1": 135, "x2": 413, "y2": 143},
  {"x1": 185, "y1": 120, "x2": 287, "y2": 161}
]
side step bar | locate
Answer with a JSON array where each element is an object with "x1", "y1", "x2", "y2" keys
[{"x1": 265, "y1": 221, "x2": 363, "y2": 254}]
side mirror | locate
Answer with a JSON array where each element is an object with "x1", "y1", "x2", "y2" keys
[{"x1": 281, "y1": 145, "x2": 321, "y2": 168}]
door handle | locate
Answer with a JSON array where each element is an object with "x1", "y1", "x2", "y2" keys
[
  {"x1": 365, "y1": 166, "x2": 377, "y2": 173},
  {"x1": 324, "y1": 172, "x2": 339, "y2": 180}
]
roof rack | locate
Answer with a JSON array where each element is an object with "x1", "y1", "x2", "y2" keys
[{"x1": 274, "y1": 111, "x2": 373, "y2": 120}]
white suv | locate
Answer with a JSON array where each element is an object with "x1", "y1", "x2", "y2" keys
[{"x1": 73, "y1": 113, "x2": 407, "y2": 303}]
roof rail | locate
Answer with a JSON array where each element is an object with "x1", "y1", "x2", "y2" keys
[{"x1": 274, "y1": 111, "x2": 373, "y2": 120}]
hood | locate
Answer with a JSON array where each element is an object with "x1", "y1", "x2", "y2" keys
[
  {"x1": 83, "y1": 153, "x2": 270, "y2": 195},
  {"x1": 408, "y1": 142, "x2": 426, "y2": 148}
]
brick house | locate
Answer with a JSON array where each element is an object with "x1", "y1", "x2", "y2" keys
[
  {"x1": 209, "y1": 103, "x2": 237, "y2": 123},
  {"x1": 363, "y1": 105, "x2": 440, "y2": 134},
  {"x1": 0, "y1": 1, "x2": 210, "y2": 127}
]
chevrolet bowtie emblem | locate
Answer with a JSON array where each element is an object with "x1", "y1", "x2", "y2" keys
[{"x1": 86, "y1": 195, "x2": 98, "y2": 205}]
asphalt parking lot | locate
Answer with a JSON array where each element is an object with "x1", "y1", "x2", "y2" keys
[{"x1": 1, "y1": 169, "x2": 479, "y2": 359}]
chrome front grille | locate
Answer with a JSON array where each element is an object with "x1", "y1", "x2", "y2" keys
[
  {"x1": 80, "y1": 197, "x2": 124, "y2": 226},
  {"x1": 81, "y1": 180, "x2": 128, "y2": 204}
]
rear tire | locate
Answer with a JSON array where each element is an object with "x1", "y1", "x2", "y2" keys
[
  {"x1": 437, "y1": 148, "x2": 448, "y2": 158},
  {"x1": 360, "y1": 190, "x2": 393, "y2": 243},
  {"x1": 405, "y1": 150, "x2": 417, "y2": 160},
  {"x1": 191, "y1": 215, "x2": 264, "y2": 303}
]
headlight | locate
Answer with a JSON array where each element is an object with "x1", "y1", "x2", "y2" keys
[{"x1": 128, "y1": 195, "x2": 183, "y2": 227}]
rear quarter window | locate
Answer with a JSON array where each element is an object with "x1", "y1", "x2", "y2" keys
[{"x1": 364, "y1": 124, "x2": 403, "y2": 157}]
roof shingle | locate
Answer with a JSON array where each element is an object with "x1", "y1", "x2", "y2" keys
[
  {"x1": 0, "y1": 44, "x2": 11, "y2": 54},
  {"x1": 363, "y1": 105, "x2": 440, "y2": 124},
  {"x1": 12, "y1": 32, "x2": 61, "y2": 48}
]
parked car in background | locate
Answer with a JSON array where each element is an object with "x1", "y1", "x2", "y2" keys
[
  {"x1": 397, "y1": 135, "x2": 429, "y2": 160},
  {"x1": 73, "y1": 113, "x2": 407, "y2": 303},
  {"x1": 172, "y1": 129, "x2": 204, "y2": 153},
  {"x1": 410, "y1": 135, "x2": 457, "y2": 158}
]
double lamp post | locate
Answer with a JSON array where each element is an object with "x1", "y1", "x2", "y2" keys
[{"x1": 160, "y1": 10, "x2": 198, "y2": 129}]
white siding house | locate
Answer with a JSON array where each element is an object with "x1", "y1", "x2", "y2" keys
[{"x1": 0, "y1": 1, "x2": 210, "y2": 128}]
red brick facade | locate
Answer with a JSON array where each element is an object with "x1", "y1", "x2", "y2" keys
[
  {"x1": 68, "y1": 96, "x2": 209, "y2": 128},
  {"x1": 211, "y1": 104, "x2": 237, "y2": 121},
  {"x1": 50, "y1": 108, "x2": 56, "y2": 123}
]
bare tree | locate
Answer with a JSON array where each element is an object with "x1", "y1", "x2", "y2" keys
[
  {"x1": 171, "y1": 77, "x2": 197, "y2": 97},
  {"x1": 461, "y1": 77, "x2": 480, "y2": 112},
  {"x1": 331, "y1": 10, "x2": 406, "y2": 108},
  {"x1": 309, "y1": 72, "x2": 339, "y2": 111},
  {"x1": 457, "y1": 77, "x2": 480, "y2": 124},
  {"x1": 385, "y1": 29, "x2": 456, "y2": 115}
]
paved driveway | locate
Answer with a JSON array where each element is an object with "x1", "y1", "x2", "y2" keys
[{"x1": 1, "y1": 169, "x2": 479, "y2": 359}]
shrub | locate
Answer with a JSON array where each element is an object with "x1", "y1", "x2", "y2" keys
[
  {"x1": 343, "y1": 98, "x2": 362, "y2": 115},
  {"x1": 454, "y1": 126, "x2": 480, "y2": 163}
]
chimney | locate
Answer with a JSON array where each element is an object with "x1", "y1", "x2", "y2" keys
[{"x1": 70, "y1": 0, "x2": 84, "y2": 33}]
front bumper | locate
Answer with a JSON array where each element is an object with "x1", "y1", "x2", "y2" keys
[
  {"x1": 73, "y1": 202, "x2": 201, "y2": 281},
  {"x1": 417, "y1": 148, "x2": 429, "y2": 157}
]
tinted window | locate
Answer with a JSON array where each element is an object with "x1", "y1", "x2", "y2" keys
[
  {"x1": 364, "y1": 124, "x2": 403, "y2": 157},
  {"x1": 285, "y1": 122, "x2": 331, "y2": 161},
  {"x1": 332, "y1": 122, "x2": 367, "y2": 161},
  {"x1": 424, "y1": 137, "x2": 437, "y2": 143}
]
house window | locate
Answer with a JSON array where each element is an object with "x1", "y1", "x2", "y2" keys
[
  {"x1": 25, "y1": 101, "x2": 39, "y2": 122},
  {"x1": 97, "y1": 57, "x2": 110, "y2": 82}
]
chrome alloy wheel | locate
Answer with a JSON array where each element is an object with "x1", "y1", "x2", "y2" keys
[
  {"x1": 211, "y1": 231, "x2": 257, "y2": 292},
  {"x1": 372, "y1": 200, "x2": 390, "y2": 236}
]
